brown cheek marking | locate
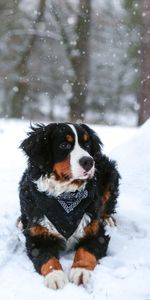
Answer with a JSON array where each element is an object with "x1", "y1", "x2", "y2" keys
[
  {"x1": 83, "y1": 133, "x2": 90, "y2": 142},
  {"x1": 41, "y1": 257, "x2": 63, "y2": 276},
  {"x1": 72, "y1": 248, "x2": 97, "y2": 271},
  {"x1": 84, "y1": 220, "x2": 99, "y2": 236},
  {"x1": 66, "y1": 134, "x2": 74, "y2": 143},
  {"x1": 53, "y1": 159, "x2": 71, "y2": 180}
]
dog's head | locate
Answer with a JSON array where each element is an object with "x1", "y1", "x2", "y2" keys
[{"x1": 20, "y1": 123, "x2": 102, "y2": 181}]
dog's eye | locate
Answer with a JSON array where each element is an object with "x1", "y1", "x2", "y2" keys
[{"x1": 59, "y1": 142, "x2": 71, "y2": 150}]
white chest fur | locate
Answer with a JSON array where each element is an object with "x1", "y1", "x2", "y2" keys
[
  {"x1": 66, "y1": 213, "x2": 91, "y2": 250},
  {"x1": 34, "y1": 174, "x2": 86, "y2": 197},
  {"x1": 39, "y1": 214, "x2": 91, "y2": 250}
]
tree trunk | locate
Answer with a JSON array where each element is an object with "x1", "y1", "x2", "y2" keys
[
  {"x1": 69, "y1": 0, "x2": 91, "y2": 122},
  {"x1": 9, "y1": 0, "x2": 46, "y2": 118},
  {"x1": 138, "y1": 0, "x2": 150, "y2": 125}
]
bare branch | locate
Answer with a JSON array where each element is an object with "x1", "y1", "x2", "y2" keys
[
  {"x1": 1, "y1": 29, "x2": 60, "y2": 42},
  {"x1": 51, "y1": 1, "x2": 73, "y2": 60}
]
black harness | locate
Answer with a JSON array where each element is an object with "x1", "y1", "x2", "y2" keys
[{"x1": 29, "y1": 177, "x2": 97, "y2": 239}]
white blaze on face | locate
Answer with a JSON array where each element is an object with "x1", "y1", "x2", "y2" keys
[{"x1": 68, "y1": 124, "x2": 95, "y2": 180}]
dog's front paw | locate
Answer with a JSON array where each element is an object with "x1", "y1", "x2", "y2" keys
[
  {"x1": 44, "y1": 270, "x2": 68, "y2": 289},
  {"x1": 69, "y1": 267, "x2": 91, "y2": 286}
]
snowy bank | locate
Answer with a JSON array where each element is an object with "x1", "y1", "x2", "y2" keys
[{"x1": 0, "y1": 119, "x2": 149, "y2": 300}]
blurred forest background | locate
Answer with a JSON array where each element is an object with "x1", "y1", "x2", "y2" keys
[{"x1": 0, "y1": 0, "x2": 150, "y2": 126}]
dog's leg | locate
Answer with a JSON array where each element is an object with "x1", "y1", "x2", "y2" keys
[
  {"x1": 100, "y1": 190, "x2": 117, "y2": 226},
  {"x1": 69, "y1": 223, "x2": 109, "y2": 286},
  {"x1": 69, "y1": 248, "x2": 96, "y2": 286},
  {"x1": 25, "y1": 225, "x2": 68, "y2": 289},
  {"x1": 41, "y1": 258, "x2": 68, "y2": 289},
  {"x1": 96, "y1": 155, "x2": 120, "y2": 226}
]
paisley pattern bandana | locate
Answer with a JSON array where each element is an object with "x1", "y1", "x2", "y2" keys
[{"x1": 57, "y1": 189, "x2": 89, "y2": 214}]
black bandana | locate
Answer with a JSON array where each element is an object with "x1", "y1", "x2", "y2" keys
[{"x1": 29, "y1": 178, "x2": 97, "y2": 239}]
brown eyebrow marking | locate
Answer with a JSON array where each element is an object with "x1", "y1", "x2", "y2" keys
[
  {"x1": 66, "y1": 134, "x2": 74, "y2": 143},
  {"x1": 83, "y1": 133, "x2": 90, "y2": 142}
]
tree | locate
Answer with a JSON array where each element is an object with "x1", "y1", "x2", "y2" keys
[
  {"x1": 138, "y1": 0, "x2": 150, "y2": 125},
  {"x1": 0, "y1": 0, "x2": 143, "y2": 125},
  {"x1": 123, "y1": 0, "x2": 142, "y2": 124},
  {"x1": 69, "y1": 0, "x2": 91, "y2": 122},
  {"x1": 0, "y1": 0, "x2": 20, "y2": 116},
  {"x1": 52, "y1": 0, "x2": 91, "y2": 122},
  {"x1": 89, "y1": 0, "x2": 133, "y2": 124},
  {"x1": 9, "y1": 0, "x2": 46, "y2": 118}
]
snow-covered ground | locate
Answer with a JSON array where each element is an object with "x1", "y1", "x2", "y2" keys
[{"x1": 0, "y1": 119, "x2": 150, "y2": 300}]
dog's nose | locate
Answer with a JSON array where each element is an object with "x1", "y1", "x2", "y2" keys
[{"x1": 79, "y1": 156, "x2": 94, "y2": 172}]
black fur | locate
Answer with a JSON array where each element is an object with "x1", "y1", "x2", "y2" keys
[
  {"x1": 25, "y1": 233, "x2": 66, "y2": 274},
  {"x1": 19, "y1": 122, "x2": 120, "y2": 275},
  {"x1": 75, "y1": 224, "x2": 110, "y2": 260}
]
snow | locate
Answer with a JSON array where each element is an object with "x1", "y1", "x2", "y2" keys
[{"x1": 0, "y1": 119, "x2": 150, "y2": 300}]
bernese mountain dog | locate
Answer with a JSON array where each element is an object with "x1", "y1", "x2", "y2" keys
[{"x1": 19, "y1": 123, "x2": 120, "y2": 289}]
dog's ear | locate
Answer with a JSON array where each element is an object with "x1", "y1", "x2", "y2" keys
[
  {"x1": 80, "y1": 124, "x2": 103, "y2": 157},
  {"x1": 20, "y1": 123, "x2": 57, "y2": 168}
]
